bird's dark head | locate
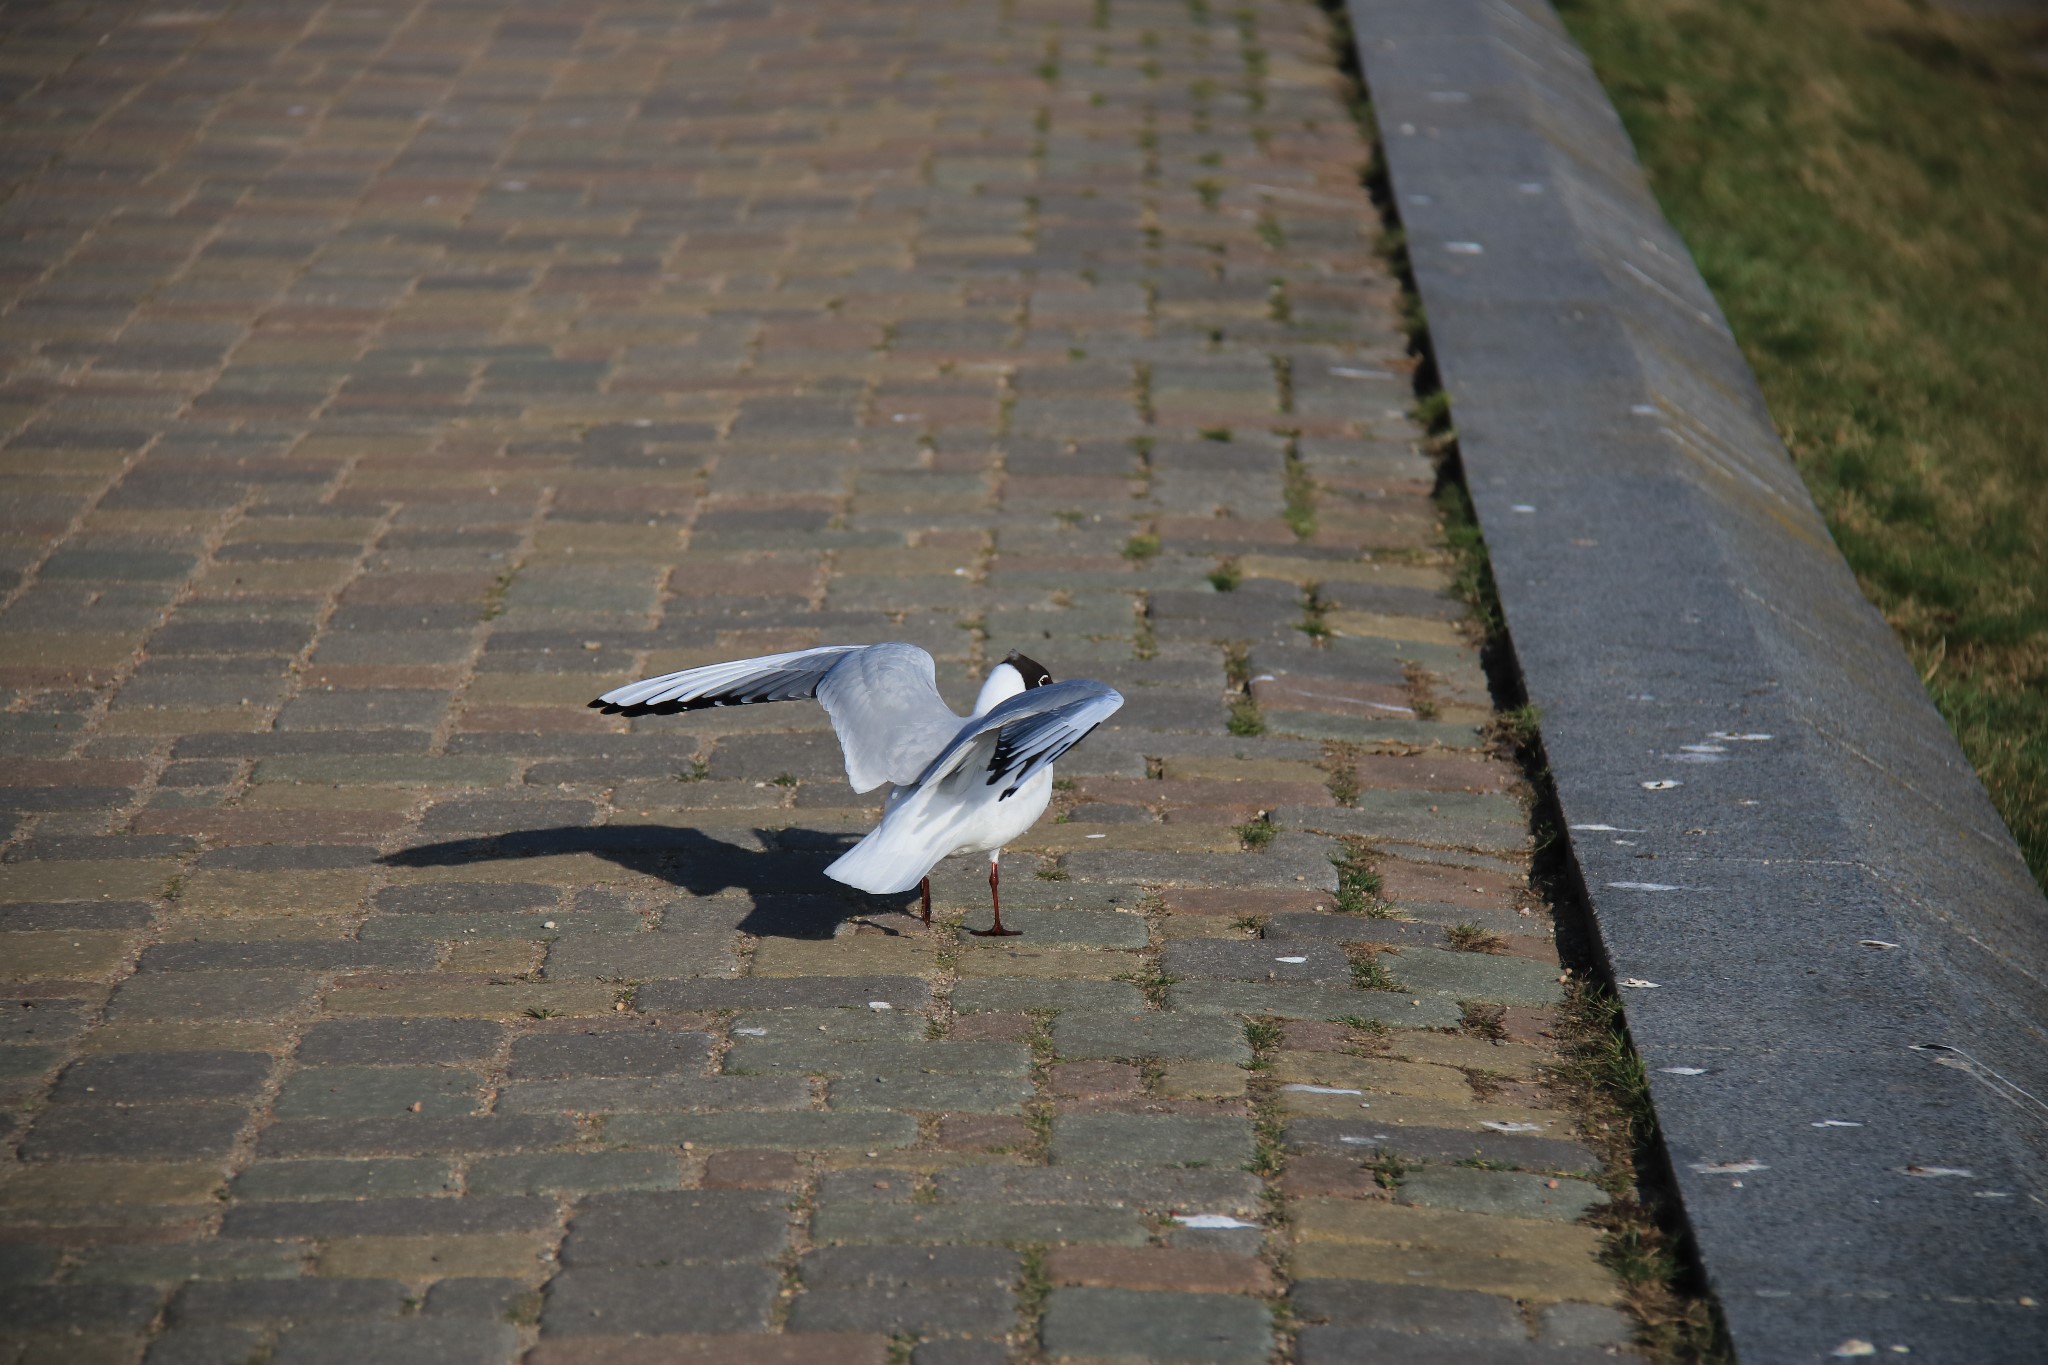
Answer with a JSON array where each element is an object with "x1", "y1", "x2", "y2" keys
[{"x1": 1003, "y1": 651, "x2": 1054, "y2": 688}]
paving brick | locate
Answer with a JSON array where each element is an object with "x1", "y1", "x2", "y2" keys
[
  {"x1": 700, "y1": 1149, "x2": 803, "y2": 1189},
  {"x1": 726, "y1": 1038, "x2": 1030, "y2": 1078},
  {"x1": 0, "y1": 1243, "x2": 60, "y2": 1284},
  {"x1": 828, "y1": 1071, "x2": 1035, "y2": 1113},
  {"x1": 1041, "y1": 1287, "x2": 1272, "y2": 1364},
  {"x1": 220, "y1": 1197, "x2": 556, "y2": 1242},
  {"x1": 1539, "y1": 1301, "x2": 1636, "y2": 1348},
  {"x1": 1288, "y1": 1277, "x2": 1527, "y2": 1339},
  {"x1": 1051, "y1": 1114, "x2": 1255, "y2": 1169},
  {"x1": 422, "y1": 1276, "x2": 539, "y2": 1320},
  {"x1": 317, "y1": 1232, "x2": 547, "y2": 1282},
  {"x1": 295, "y1": 1019, "x2": 507, "y2": 1066},
  {"x1": 1396, "y1": 1169, "x2": 1607, "y2": 1223},
  {"x1": 526, "y1": 1335, "x2": 890, "y2": 1365},
  {"x1": 1047, "y1": 1246, "x2": 1275, "y2": 1296},
  {"x1": 1, "y1": 998, "x2": 102, "y2": 1044},
  {"x1": 540, "y1": 1263, "x2": 779, "y2": 1336},
  {"x1": 506, "y1": 1027, "x2": 713, "y2": 1078},
  {"x1": 1160, "y1": 940, "x2": 1354, "y2": 986},
  {"x1": 911, "y1": 1343, "x2": 1011, "y2": 1365},
  {"x1": 321, "y1": 977, "x2": 621, "y2": 1020},
  {"x1": 1167, "y1": 983, "x2": 1463, "y2": 1027},
  {"x1": 1377, "y1": 947, "x2": 1565, "y2": 1007},
  {"x1": 105, "y1": 971, "x2": 317, "y2": 1022},
  {"x1": 70, "y1": 1240, "x2": 308, "y2": 1287},
  {"x1": 168, "y1": 1277, "x2": 407, "y2": 1324},
  {"x1": 952, "y1": 979, "x2": 1145, "y2": 1014},
  {"x1": 811, "y1": 1201, "x2": 1148, "y2": 1247},
  {"x1": 637, "y1": 975, "x2": 931, "y2": 1013},
  {"x1": 139, "y1": 941, "x2": 432, "y2": 972},
  {"x1": 1294, "y1": 1325, "x2": 1611, "y2": 1364},
  {"x1": 275, "y1": 1066, "x2": 484, "y2": 1120},
  {"x1": 604, "y1": 1111, "x2": 918, "y2": 1151},
  {"x1": 268, "y1": 1319, "x2": 520, "y2": 1365},
  {"x1": 1283, "y1": 1121, "x2": 1601, "y2": 1175},
  {"x1": 255, "y1": 1115, "x2": 578, "y2": 1159},
  {"x1": 23, "y1": 1102, "x2": 249, "y2": 1160},
  {"x1": 559, "y1": 1190, "x2": 789, "y2": 1267},
  {"x1": 144, "y1": 1324, "x2": 270, "y2": 1365},
  {"x1": 49, "y1": 1050, "x2": 272, "y2": 1105},
  {"x1": 1291, "y1": 1199, "x2": 1618, "y2": 1304},
  {"x1": 497, "y1": 1073, "x2": 808, "y2": 1115},
  {"x1": 466, "y1": 1152, "x2": 680, "y2": 1196},
  {"x1": 0, "y1": 1163, "x2": 224, "y2": 1211},
  {"x1": 232, "y1": 1159, "x2": 458, "y2": 1203},
  {"x1": 788, "y1": 1283, "x2": 1017, "y2": 1337},
  {"x1": 1052, "y1": 1012, "x2": 1252, "y2": 1065},
  {"x1": 544, "y1": 928, "x2": 739, "y2": 979}
]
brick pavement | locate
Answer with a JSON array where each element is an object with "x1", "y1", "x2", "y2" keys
[{"x1": 0, "y1": 1, "x2": 1639, "y2": 1360}]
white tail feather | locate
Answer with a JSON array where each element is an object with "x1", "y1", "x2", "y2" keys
[{"x1": 824, "y1": 813, "x2": 945, "y2": 894}]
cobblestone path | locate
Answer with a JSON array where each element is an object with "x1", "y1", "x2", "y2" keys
[{"x1": 0, "y1": 1, "x2": 1640, "y2": 1361}]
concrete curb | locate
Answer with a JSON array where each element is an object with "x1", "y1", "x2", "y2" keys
[{"x1": 1342, "y1": 0, "x2": 2048, "y2": 1358}]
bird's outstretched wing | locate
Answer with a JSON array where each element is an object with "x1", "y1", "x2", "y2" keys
[
  {"x1": 589, "y1": 643, "x2": 962, "y2": 794},
  {"x1": 914, "y1": 679, "x2": 1124, "y2": 799},
  {"x1": 590, "y1": 646, "x2": 866, "y2": 715}
]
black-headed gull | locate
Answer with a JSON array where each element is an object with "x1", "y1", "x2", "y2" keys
[{"x1": 590, "y1": 645, "x2": 1123, "y2": 936}]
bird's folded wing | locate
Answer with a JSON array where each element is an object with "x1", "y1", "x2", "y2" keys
[
  {"x1": 813, "y1": 642, "x2": 963, "y2": 792},
  {"x1": 916, "y1": 679, "x2": 1124, "y2": 799},
  {"x1": 589, "y1": 646, "x2": 866, "y2": 714}
]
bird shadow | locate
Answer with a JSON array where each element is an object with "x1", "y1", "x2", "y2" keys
[{"x1": 379, "y1": 824, "x2": 915, "y2": 940}]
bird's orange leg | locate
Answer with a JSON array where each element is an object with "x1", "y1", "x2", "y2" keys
[{"x1": 970, "y1": 852, "x2": 1021, "y2": 937}]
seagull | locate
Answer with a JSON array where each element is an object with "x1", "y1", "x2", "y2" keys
[{"x1": 590, "y1": 645, "x2": 1123, "y2": 936}]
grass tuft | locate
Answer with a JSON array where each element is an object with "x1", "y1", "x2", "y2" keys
[
  {"x1": 1237, "y1": 811, "x2": 1277, "y2": 850},
  {"x1": 1346, "y1": 947, "x2": 1403, "y2": 992},
  {"x1": 1331, "y1": 840, "x2": 1387, "y2": 915},
  {"x1": 1446, "y1": 922, "x2": 1508, "y2": 954}
]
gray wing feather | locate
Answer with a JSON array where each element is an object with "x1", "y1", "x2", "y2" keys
[
  {"x1": 915, "y1": 679, "x2": 1123, "y2": 798},
  {"x1": 815, "y1": 643, "x2": 965, "y2": 792},
  {"x1": 590, "y1": 643, "x2": 962, "y2": 795}
]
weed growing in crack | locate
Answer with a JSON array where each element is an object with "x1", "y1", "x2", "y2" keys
[
  {"x1": 1114, "y1": 965, "x2": 1179, "y2": 1008},
  {"x1": 1446, "y1": 922, "x2": 1508, "y2": 954},
  {"x1": 1332, "y1": 840, "x2": 1387, "y2": 915},
  {"x1": 1459, "y1": 1001, "x2": 1508, "y2": 1042},
  {"x1": 1297, "y1": 581, "x2": 1332, "y2": 641},
  {"x1": 1552, "y1": 984, "x2": 1724, "y2": 1357},
  {"x1": 1223, "y1": 640, "x2": 1265, "y2": 735},
  {"x1": 1347, "y1": 947, "x2": 1403, "y2": 992}
]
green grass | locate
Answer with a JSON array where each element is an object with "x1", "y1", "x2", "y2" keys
[{"x1": 1556, "y1": 0, "x2": 2048, "y2": 887}]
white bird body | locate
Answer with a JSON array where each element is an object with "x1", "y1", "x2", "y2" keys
[
  {"x1": 590, "y1": 643, "x2": 1122, "y2": 932},
  {"x1": 829, "y1": 766, "x2": 1053, "y2": 894}
]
